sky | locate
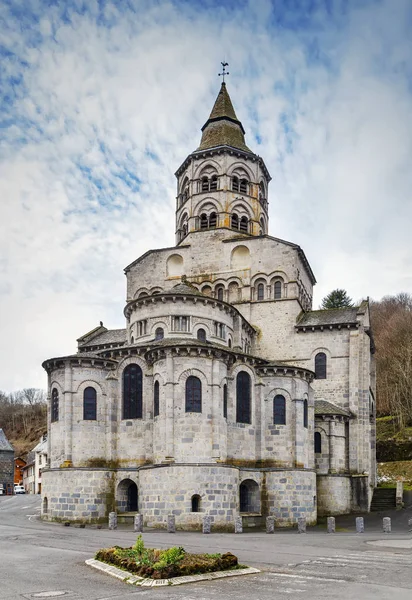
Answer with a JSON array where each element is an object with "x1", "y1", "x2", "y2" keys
[{"x1": 1, "y1": 0, "x2": 412, "y2": 392}]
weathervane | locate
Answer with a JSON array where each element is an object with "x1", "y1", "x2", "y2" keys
[{"x1": 218, "y1": 61, "x2": 229, "y2": 83}]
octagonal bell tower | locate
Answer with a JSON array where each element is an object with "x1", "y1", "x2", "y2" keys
[{"x1": 175, "y1": 81, "x2": 271, "y2": 245}]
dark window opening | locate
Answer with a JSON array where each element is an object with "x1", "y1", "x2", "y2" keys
[
  {"x1": 155, "y1": 327, "x2": 164, "y2": 341},
  {"x1": 257, "y1": 283, "x2": 264, "y2": 301},
  {"x1": 191, "y1": 494, "x2": 201, "y2": 512},
  {"x1": 239, "y1": 179, "x2": 248, "y2": 194},
  {"x1": 210, "y1": 175, "x2": 218, "y2": 191},
  {"x1": 123, "y1": 364, "x2": 143, "y2": 419},
  {"x1": 314, "y1": 431, "x2": 322, "y2": 453},
  {"x1": 315, "y1": 352, "x2": 327, "y2": 379},
  {"x1": 216, "y1": 286, "x2": 224, "y2": 301},
  {"x1": 274, "y1": 280, "x2": 282, "y2": 299},
  {"x1": 83, "y1": 386, "x2": 97, "y2": 420},
  {"x1": 154, "y1": 380, "x2": 160, "y2": 417},
  {"x1": 303, "y1": 399, "x2": 308, "y2": 429},
  {"x1": 273, "y1": 394, "x2": 286, "y2": 425},
  {"x1": 236, "y1": 371, "x2": 251, "y2": 424},
  {"x1": 231, "y1": 214, "x2": 239, "y2": 230},
  {"x1": 232, "y1": 176, "x2": 239, "y2": 192},
  {"x1": 223, "y1": 384, "x2": 228, "y2": 418},
  {"x1": 201, "y1": 176, "x2": 209, "y2": 192},
  {"x1": 127, "y1": 482, "x2": 138, "y2": 511},
  {"x1": 239, "y1": 216, "x2": 248, "y2": 233},
  {"x1": 197, "y1": 328, "x2": 206, "y2": 342},
  {"x1": 209, "y1": 212, "x2": 217, "y2": 228},
  {"x1": 239, "y1": 479, "x2": 260, "y2": 513},
  {"x1": 200, "y1": 213, "x2": 208, "y2": 229},
  {"x1": 51, "y1": 388, "x2": 59, "y2": 422},
  {"x1": 186, "y1": 376, "x2": 202, "y2": 413}
]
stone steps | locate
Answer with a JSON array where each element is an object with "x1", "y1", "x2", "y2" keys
[{"x1": 370, "y1": 488, "x2": 396, "y2": 511}]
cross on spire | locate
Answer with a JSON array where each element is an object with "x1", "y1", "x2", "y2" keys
[{"x1": 218, "y1": 61, "x2": 229, "y2": 83}]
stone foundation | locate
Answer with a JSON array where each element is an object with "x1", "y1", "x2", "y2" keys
[{"x1": 316, "y1": 474, "x2": 351, "y2": 516}]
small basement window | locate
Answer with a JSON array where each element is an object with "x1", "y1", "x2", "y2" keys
[{"x1": 191, "y1": 494, "x2": 201, "y2": 512}]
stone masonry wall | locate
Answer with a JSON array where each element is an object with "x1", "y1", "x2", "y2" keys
[{"x1": 317, "y1": 474, "x2": 351, "y2": 516}]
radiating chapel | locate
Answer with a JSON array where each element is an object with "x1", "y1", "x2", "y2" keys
[{"x1": 41, "y1": 79, "x2": 376, "y2": 528}]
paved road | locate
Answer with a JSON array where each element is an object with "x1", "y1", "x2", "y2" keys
[{"x1": 1, "y1": 496, "x2": 411, "y2": 599}]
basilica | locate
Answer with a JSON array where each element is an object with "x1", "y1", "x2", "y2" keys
[{"x1": 41, "y1": 80, "x2": 376, "y2": 529}]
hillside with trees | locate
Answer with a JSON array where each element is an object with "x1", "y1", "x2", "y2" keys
[{"x1": 0, "y1": 389, "x2": 47, "y2": 457}]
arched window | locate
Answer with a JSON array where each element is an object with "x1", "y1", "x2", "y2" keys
[
  {"x1": 202, "y1": 285, "x2": 212, "y2": 296},
  {"x1": 239, "y1": 178, "x2": 248, "y2": 194},
  {"x1": 273, "y1": 395, "x2": 286, "y2": 425},
  {"x1": 315, "y1": 352, "x2": 327, "y2": 379},
  {"x1": 257, "y1": 283, "x2": 264, "y2": 301},
  {"x1": 197, "y1": 328, "x2": 206, "y2": 342},
  {"x1": 228, "y1": 338, "x2": 232, "y2": 348},
  {"x1": 51, "y1": 388, "x2": 59, "y2": 422},
  {"x1": 216, "y1": 286, "x2": 224, "y2": 301},
  {"x1": 209, "y1": 212, "x2": 217, "y2": 228},
  {"x1": 154, "y1": 380, "x2": 159, "y2": 417},
  {"x1": 200, "y1": 213, "x2": 208, "y2": 229},
  {"x1": 83, "y1": 387, "x2": 97, "y2": 420},
  {"x1": 303, "y1": 399, "x2": 308, "y2": 429},
  {"x1": 210, "y1": 175, "x2": 218, "y2": 191},
  {"x1": 185, "y1": 376, "x2": 202, "y2": 413},
  {"x1": 155, "y1": 327, "x2": 164, "y2": 341},
  {"x1": 236, "y1": 371, "x2": 251, "y2": 424},
  {"x1": 182, "y1": 223, "x2": 187, "y2": 237},
  {"x1": 239, "y1": 479, "x2": 260, "y2": 513},
  {"x1": 123, "y1": 364, "x2": 143, "y2": 419},
  {"x1": 201, "y1": 176, "x2": 209, "y2": 192},
  {"x1": 239, "y1": 216, "x2": 248, "y2": 233},
  {"x1": 274, "y1": 280, "x2": 282, "y2": 299},
  {"x1": 259, "y1": 181, "x2": 265, "y2": 200},
  {"x1": 131, "y1": 336, "x2": 134, "y2": 344},
  {"x1": 191, "y1": 494, "x2": 201, "y2": 512},
  {"x1": 314, "y1": 431, "x2": 322, "y2": 453},
  {"x1": 232, "y1": 176, "x2": 239, "y2": 192},
  {"x1": 231, "y1": 214, "x2": 239, "y2": 230},
  {"x1": 223, "y1": 384, "x2": 228, "y2": 418},
  {"x1": 260, "y1": 217, "x2": 265, "y2": 235}
]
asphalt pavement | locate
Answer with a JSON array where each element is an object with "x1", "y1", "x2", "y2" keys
[{"x1": 0, "y1": 495, "x2": 411, "y2": 600}]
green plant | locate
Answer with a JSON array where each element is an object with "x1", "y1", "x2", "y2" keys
[{"x1": 133, "y1": 534, "x2": 145, "y2": 556}]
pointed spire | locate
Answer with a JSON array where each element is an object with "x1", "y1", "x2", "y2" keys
[{"x1": 197, "y1": 83, "x2": 252, "y2": 153}]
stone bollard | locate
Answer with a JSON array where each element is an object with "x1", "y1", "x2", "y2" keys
[
  {"x1": 298, "y1": 518, "x2": 306, "y2": 534},
  {"x1": 108, "y1": 512, "x2": 117, "y2": 530},
  {"x1": 234, "y1": 516, "x2": 243, "y2": 534},
  {"x1": 383, "y1": 517, "x2": 391, "y2": 533},
  {"x1": 396, "y1": 481, "x2": 403, "y2": 509},
  {"x1": 266, "y1": 516, "x2": 275, "y2": 534},
  {"x1": 167, "y1": 514, "x2": 176, "y2": 533},
  {"x1": 356, "y1": 517, "x2": 364, "y2": 533},
  {"x1": 327, "y1": 517, "x2": 336, "y2": 533},
  {"x1": 202, "y1": 515, "x2": 211, "y2": 534},
  {"x1": 134, "y1": 513, "x2": 143, "y2": 533}
]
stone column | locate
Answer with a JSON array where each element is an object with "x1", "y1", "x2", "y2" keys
[
  {"x1": 356, "y1": 516, "x2": 364, "y2": 533},
  {"x1": 167, "y1": 514, "x2": 176, "y2": 533},
  {"x1": 234, "y1": 516, "x2": 243, "y2": 534},
  {"x1": 266, "y1": 516, "x2": 275, "y2": 534},
  {"x1": 298, "y1": 518, "x2": 306, "y2": 533},
  {"x1": 105, "y1": 373, "x2": 118, "y2": 463},
  {"x1": 383, "y1": 517, "x2": 391, "y2": 533},
  {"x1": 134, "y1": 514, "x2": 143, "y2": 533},
  {"x1": 165, "y1": 351, "x2": 175, "y2": 460},
  {"x1": 327, "y1": 517, "x2": 335, "y2": 533},
  {"x1": 293, "y1": 398, "x2": 304, "y2": 468},
  {"x1": 203, "y1": 515, "x2": 211, "y2": 534},
  {"x1": 396, "y1": 481, "x2": 403, "y2": 508},
  {"x1": 328, "y1": 419, "x2": 334, "y2": 473},
  {"x1": 63, "y1": 361, "x2": 73, "y2": 465},
  {"x1": 108, "y1": 512, "x2": 117, "y2": 530},
  {"x1": 211, "y1": 358, "x2": 221, "y2": 460}
]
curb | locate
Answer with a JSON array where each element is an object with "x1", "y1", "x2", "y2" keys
[{"x1": 85, "y1": 558, "x2": 260, "y2": 587}]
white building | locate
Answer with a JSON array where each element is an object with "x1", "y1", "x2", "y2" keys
[
  {"x1": 41, "y1": 81, "x2": 376, "y2": 528},
  {"x1": 23, "y1": 434, "x2": 47, "y2": 494}
]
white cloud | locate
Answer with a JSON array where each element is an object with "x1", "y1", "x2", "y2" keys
[{"x1": 1, "y1": 0, "x2": 411, "y2": 390}]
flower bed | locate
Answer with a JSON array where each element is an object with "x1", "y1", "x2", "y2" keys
[{"x1": 95, "y1": 535, "x2": 239, "y2": 580}]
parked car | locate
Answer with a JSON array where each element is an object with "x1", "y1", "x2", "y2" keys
[
  {"x1": 14, "y1": 485, "x2": 25, "y2": 494},
  {"x1": 0, "y1": 487, "x2": 4, "y2": 495}
]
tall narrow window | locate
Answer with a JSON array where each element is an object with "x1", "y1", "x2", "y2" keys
[
  {"x1": 236, "y1": 371, "x2": 251, "y2": 424},
  {"x1": 303, "y1": 399, "x2": 308, "y2": 429},
  {"x1": 239, "y1": 178, "x2": 248, "y2": 194},
  {"x1": 83, "y1": 387, "x2": 97, "y2": 420},
  {"x1": 201, "y1": 176, "x2": 209, "y2": 192},
  {"x1": 231, "y1": 214, "x2": 239, "y2": 230},
  {"x1": 315, "y1": 352, "x2": 327, "y2": 379},
  {"x1": 200, "y1": 213, "x2": 208, "y2": 229},
  {"x1": 274, "y1": 280, "x2": 282, "y2": 299},
  {"x1": 123, "y1": 364, "x2": 143, "y2": 419},
  {"x1": 216, "y1": 286, "x2": 224, "y2": 301},
  {"x1": 273, "y1": 395, "x2": 286, "y2": 425},
  {"x1": 209, "y1": 212, "x2": 217, "y2": 228},
  {"x1": 210, "y1": 175, "x2": 218, "y2": 191},
  {"x1": 232, "y1": 176, "x2": 239, "y2": 192},
  {"x1": 197, "y1": 328, "x2": 206, "y2": 342},
  {"x1": 314, "y1": 431, "x2": 322, "y2": 453},
  {"x1": 240, "y1": 216, "x2": 248, "y2": 233},
  {"x1": 185, "y1": 376, "x2": 202, "y2": 413},
  {"x1": 191, "y1": 494, "x2": 201, "y2": 512},
  {"x1": 257, "y1": 283, "x2": 264, "y2": 301},
  {"x1": 223, "y1": 384, "x2": 228, "y2": 418},
  {"x1": 154, "y1": 380, "x2": 160, "y2": 417},
  {"x1": 155, "y1": 327, "x2": 164, "y2": 341},
  {"x1": 51, "y1": 388, "x2": 59, "y2": 422}
]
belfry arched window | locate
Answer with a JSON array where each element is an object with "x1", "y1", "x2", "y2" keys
[
  {"x1": 200, "y1": 213, "x2": 208, "y2": 229},
  {"x1": 314, "y1": 431, "x2": 322, "y2": 453},
  {"x1": 185, "y1": 376, "x2": 202, "y2": 413},
  {"x1": 51, "y1": 388, "x2": 59, "y2": 422},
  {"x1": 257, "y1": 283, "x2": 264, "y2": 301},
  {"x1": 231, "y1": 214, "x2": 239, "y2": 230},
  {"x1": 274, "y1": 280, "x2": 282, "y2": 299},
  {"x1": 232, "y1": 176, "x2": 239, "y2": 192},
  {"x1": 209, "y1": 212, "x2": 217, "y2": 228},
  {"x1": 123, "y1": 364, "x2": 143, "y2": 419},
  {"x1": 83, "y1": 387, "x2": 97, "y2": 420},
  {"x1": 239, "y1": 178, "x2": 248, "y2": 194},
  {"x1": 303, "y1": 399, "x2": 308, "y2": 429},
  {"x1": 239, "y1": 216, "x2": 248, "y2": 233},
  {"x1": 201, "y1": 176, "x2": 209, "y2": 192},
  {"x1": 273, "y1": 395, "x2": 286, "y2": 425},
  {"x1": 315, "y1": 352, "x2": 327, "y2": 379},
  {"x1": 210, "y1": 175, "x2": 218, "y2": 191},
  {"x1": 236, "y1": 371, "x2": 251, "y2": 424},
  {"x1": 154, "y1": 380, "x2": 160, "y2": 417},
  {"x1": 216, "y1": 286, "x2": 224, "y2": 301}
]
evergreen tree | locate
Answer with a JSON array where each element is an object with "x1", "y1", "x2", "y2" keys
[{"x1": 321, "y1": 289, "x2": 354, "y2": 309}]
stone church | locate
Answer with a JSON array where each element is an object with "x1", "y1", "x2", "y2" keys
[{"x1": 41, "y1": 81, "x2": 376, "y2": 529}]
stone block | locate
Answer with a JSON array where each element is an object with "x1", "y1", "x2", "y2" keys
[
  {"x1": 134, "y1": 513, "x2": 143, "y2": 533},
  {"x1": 108, "y1": 512, "x2": 117, "y2": 530},
  {"x1": 202, "y1": 515, "x2": 211, "y2": 534},
  {"x1": 266, "y1": 516, "x2": 275, "y2": 534},
  {"x1": 327, "y1": 516, "x2": 335, "y2": 533},
  {"x1": 382, "y1": 517, "x2": 391, "y2": 533},
  {"x1": 167, "y1": 514, "x2": 176, "y2": 533},
  {"x1": 234, "y1": 516, "x2": 242, "y2": 534},
  {"x1": 297, "y1": 517, "x2": 306, "y2": 533},
  {"x1": 356, "y1": 516, "x2": 364, "y2": 533}
]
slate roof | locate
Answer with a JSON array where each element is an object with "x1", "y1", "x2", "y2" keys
[
  {"x1": 315, "y1": 399, "x2": 351, "y2": 417},
  {"x1": 297, "y1": 307, "x2": 359, "y2": 328},
  {"x1": 197, "y1": 83, "x2": 252, "y2": 153},
  {"x1": 167, "y1": 282, "x2": 204, "y2": 296},
  {"x1": 0, "y1": 428, "x2": 13, "y2": 451},
  {"x1": 79, "y1": 329, "x2": 127, "y2": 347}
]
